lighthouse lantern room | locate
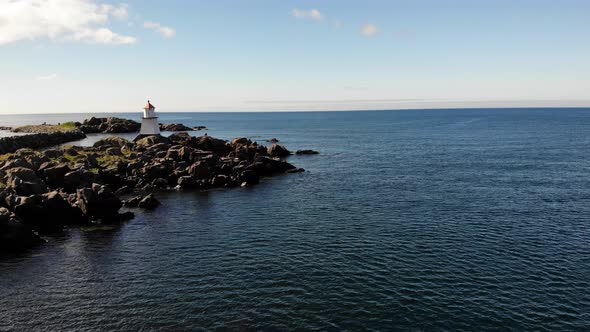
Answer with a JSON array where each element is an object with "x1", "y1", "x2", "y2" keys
[{"x1": 140, "y1": 100, "x2": 160, "y2": 135}]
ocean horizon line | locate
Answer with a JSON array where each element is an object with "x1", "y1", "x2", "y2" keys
[{"x1": 1, "y1": 106, "x2": 589, "y2": 117}]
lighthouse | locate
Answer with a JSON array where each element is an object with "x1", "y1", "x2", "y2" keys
[{"x1": 140, "y1": 100, "x2": 160, "y2": 135}]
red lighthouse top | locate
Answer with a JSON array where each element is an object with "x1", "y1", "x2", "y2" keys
[{"x1": 143, "y1": 100, "x2": 155, "y2": 110}]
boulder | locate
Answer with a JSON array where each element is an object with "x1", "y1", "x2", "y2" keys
[
  {"x1": 211, "y1": 174, "x2": 229, "y2": 187},
  {"x1": 63, "y1": 169, "x2": 95, "y2": 191},
  {"x1": 192, "y1": 135, "x2": 231, "y2": 155},
  {"x1": 76, "y1": 185, "x2": 124, "y2": 221},
  {"x1": 267, "y1": 144, "x2": 291, "y2": 157},
  {"x1": 295, "y1": 149, "x2": 319, "y2": 155},
  {"x1": 188, "y1": 161, "x2": 210, "y2": 179},
  {"x1": 93, "y1": 136, "x2": 132, "y2": 149},
  {"x1": 177, "y1": 176, "x2": 195, "y2": 189},
  {"x1": 135, "y1": 135, "x2": 172, "y2": 146},
  {"x1": 231, "y1": 137, "x2": 252, "y2": 146},
  {"x1": 138, "y1": 194, "x2": 160, "y2": 209},
  {"x1": 168, "y1": 132, "x2": 193, "y2": 145},
  {"x1": 5, "y1": 167, "x2": 48, "y2": 195},
  {"x1": 123, "y1": 196, "x2": 142, "y2": 207},
  {"x1": 41, "y1": 164, "x2": 71, "y2": 187},
  {"x1": 159, "y1": 123, "x2": 193, "y2": 131},
  {"x1": 0, "y1": 208, "x2": 43, "y2": 252}
]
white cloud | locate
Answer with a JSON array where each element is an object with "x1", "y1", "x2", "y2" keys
[
  {"x1": 0, "y1": 0, "x2": 136, "y2": 45},
  {"x1": 36, "y1": 73, "x2": 58, "y2": 81},
  {"x1": 292, "y1": 8, "x2": 323, "y2": 21},
  {"x1": 143, "y1": 21, "x2": 175, "y2": 38},
  {"x1": 360, "y1": 23, "x2": 379, "y2": 37},
  {"x1": 108, "y1": 3, "x2": 129, "y2": 20}
]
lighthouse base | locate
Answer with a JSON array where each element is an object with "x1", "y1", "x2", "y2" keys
[{"x1": 140, "y1": 117, "x2": 160, "y2": 135}]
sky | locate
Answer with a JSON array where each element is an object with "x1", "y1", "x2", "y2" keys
[{"x1": 0, "y1": 0, "x2": 589, "y2": 114}]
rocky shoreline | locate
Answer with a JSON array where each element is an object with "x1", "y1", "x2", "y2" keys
[
  {"x1": 7, "y1": 117, "x2": 207, "y2": 135},
  {"x1": 0, "y1": 129, "x2": 309, "y2": 253}
]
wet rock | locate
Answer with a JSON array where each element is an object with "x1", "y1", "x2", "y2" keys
[
  {"x1": 76, "y1": 185, "x2": 124, "y2": 221},
  {"x1": 177, "y1": 176, "x2": 195, "y2": 189},
  {"x1": 123, "y1": 196, "x2": 142, "y2": 207},
  {"x1": 287, "y1": 168, "x2": 305, "y2": 173},
  {"x1": 138, "y1": 194, "x2": 160, "y2": 209},
  {"x1": 0, "y1": 208, "x2": 44, "y2": 252},
  {"x1": 266, "y1": 138, "x2": 279, "y2": 143},
  {"x1": 295, "y1": 149, "x2": 319, "y2": 155}
]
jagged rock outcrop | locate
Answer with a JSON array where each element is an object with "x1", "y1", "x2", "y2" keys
[
  {"x1": 80, "y1": 117, "x2": 141, "y2": 134},
  {"x1": 268, "y1": 144, "x2": 291, "y2": 157},
  {"x1": 159, "y1": 123, "x2": 193, "y2": 131},
  {"x1": 0, "y1": 131, "x2": 311, "y2": 252}
]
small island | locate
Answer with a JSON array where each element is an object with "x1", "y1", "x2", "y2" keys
[{"x1": 0, "y1": 113, "x2": 310, "y2": 253}]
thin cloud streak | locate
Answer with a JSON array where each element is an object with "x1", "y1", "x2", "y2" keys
[
  {"x1": 143, "y1": 21, "x2": 175, "y2": 38},
  {"x1": 292, "y1": 8, "x2": 323, "y2": 21}
]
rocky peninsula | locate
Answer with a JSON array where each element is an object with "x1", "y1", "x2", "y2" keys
[{"x1": 0, "y1": 121, "x2": 308, "y2": 253}]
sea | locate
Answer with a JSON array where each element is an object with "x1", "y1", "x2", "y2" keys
[{"x1": 0, "y1": 108, "x2": 589, "y2": 331}]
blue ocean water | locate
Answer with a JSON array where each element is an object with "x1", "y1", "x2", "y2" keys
[{"x1": 0, "y1": 108, "x2": 589, "y2": 330}]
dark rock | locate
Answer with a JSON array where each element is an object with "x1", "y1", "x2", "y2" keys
[
  {"x1": 0, "y1": 208, "x2": 44, "y2": 252},
  {"x1": 123, "y1": 196, "x2": 142, "y2": 207},
  {"x1": 105, "y1": 147, "x2": 122, "y2": 156},
  {"x1": 93, "y1": 136, "x2": 132, "y2": 149},
  {"x1": 5, "y1": 167, "x2": 48, "y2": 195},
  {"x1": 159, "y1": 123, "x2": 193, "y2": 131},
  {"x1": 138, "y1": 194, "x2": 160, "y2": 209},
  {"x1": 193, "y1": 136, "x2": 231, "y2": 155},
  {"x1": 115, "y1": 185, "x2": 132, "y2": 196},
  {"x1": 41, "y1": 164, "x2": 71, "y2": 188},
  {"x1": 188, "y1": 161, "x2": 210, "y2": 179},
  {"x1": 152, "y1": 178, "x2": 169, "y2": 189},
  {"x1": 266, "y1": 138, "x2": 279, "y2": 143},
  {"x1": 0, "y1": 130, "x2": 86, "y2": 154},
  {"x1": 177, "y1": 176, "x2": 195, "y2": 189},
  {"x1": 135, "y1": 135, "x2": 172, "y2": 146},
  {"x1": 287, "y1": 168, "x2": 305, "y2": 173},
  {"x1": 211, "y1": 174, "x2": 229, "y2": 187},
  {"x1": 63, "y1": 169, "x2": 94, "y2": 191},
  {"x1": 43, "y1": 149, "x2": 63, "y2": 159},
  {"x1": 267, "y1": 144, "x2": 291, "y2": 157},
  {"x1": 82, "y1": 117, "x2": 140, "y2": 134},
  {"x1": 76, "y1": 185, "x2": 123, "y2": 221},
  {"x1": 295, "y1": 149, "x2": 319, "y2": 155},
  {"x1": 231, "y1": 137, "x2": 252, "y2": 146}
]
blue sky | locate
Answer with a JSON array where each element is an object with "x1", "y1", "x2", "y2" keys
[{"x1": 1, "y1": 0, "x2": 589, "y2": 113}]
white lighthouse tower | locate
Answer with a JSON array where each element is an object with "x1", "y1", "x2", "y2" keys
[{"x1": 140, "y1": 100, "x2": 160, "y2": 135}]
